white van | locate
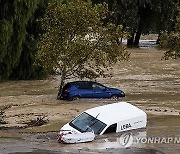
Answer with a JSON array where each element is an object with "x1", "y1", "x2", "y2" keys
[{"x1": 60, "y1": 102, "x2": 147, "y2": 135}]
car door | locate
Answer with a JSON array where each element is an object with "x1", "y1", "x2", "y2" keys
[
  {"x1": 77, "y1": 82, "x2": 94, "y2": 98},
  {"x1": 92, "y1": 83, "x2": 111, "y2": 98}
]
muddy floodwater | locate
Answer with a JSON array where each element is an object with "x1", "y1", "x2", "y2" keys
[{"x1": 0, "y1": 47, "x2": 180, "y2": 154}]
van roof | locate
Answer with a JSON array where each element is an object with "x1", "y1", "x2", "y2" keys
[{"x1": 85, "y1": 102, "x2": 146, "y2": 125}]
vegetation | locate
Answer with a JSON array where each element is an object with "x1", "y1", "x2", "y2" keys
[
  {"x1": 160, "y1": 7, "x2": 180, "y2": 59},
  {"x1": 0, "y1": 0, "x2": 48, "y2": 80},
  {"x1": 0, "y1": 0, "x2": 179, "y2": 83},
  {"x1": 23, "y1": 115, "x2": 49, "y2": 127},
  {"x1": 0, "y1": 105, "x2": 11, "y2": 125},
  {"x1": 92, "y1": 0, "x2": 179, "y2": 46},
  {"x1": 0, "y1": 110, "x2": 5, "y2": 124},
  {"x1": 37, "y1": 0, "x2": 129, "y2": 98}
]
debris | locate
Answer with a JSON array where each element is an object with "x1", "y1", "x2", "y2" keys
[{"x1": 23, "y1": 115, "x2": 49, "y2": 127}]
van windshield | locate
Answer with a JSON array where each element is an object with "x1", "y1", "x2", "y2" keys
[{"x1": 69, "y1": 112, "x2": 106, "y2": 134}]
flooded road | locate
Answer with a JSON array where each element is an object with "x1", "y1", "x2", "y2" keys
[{"x1": 0, "y1": 47, "x2": 180, "y2": 154}]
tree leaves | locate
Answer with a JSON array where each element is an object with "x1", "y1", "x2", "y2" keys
[
  {"x1": 0, "y1": 0, "x2": 45, "y2": 80},
  {"x1": 160, "y1": 7, "x2": 180, "y2": 59},
  {"x1": 37, "y1": 0, "x2": 129, "y2": 97}
]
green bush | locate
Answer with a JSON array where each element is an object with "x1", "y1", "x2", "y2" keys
[
  {"x1": 160, "y1": 31, "x2": 180, "y2": 59},
  {"x1": 160, "y1": 7, "x2": 180, "y2": 59}
]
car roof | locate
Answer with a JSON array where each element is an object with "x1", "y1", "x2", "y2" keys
[
  {"x1": 85, "y1": 102, "x2": 146, "y2": 126},
  {"x1": 67, "y1": 81, "x2": 97, "y2": 84},
  {"x1": 67, "y1": 81, "x2": 98, "y2": 87}
]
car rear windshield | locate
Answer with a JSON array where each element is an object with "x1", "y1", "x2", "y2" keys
[
  {"x1": 69, "y1": 112, "x2": 106, "y2": 134},
  {"x1": 62, "y1": 83, "x2": 71, "y2": 90}
]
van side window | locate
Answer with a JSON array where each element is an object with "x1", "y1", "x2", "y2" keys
[{"x1": 103, "y1": 123, "x2": 117, "y2": 134}]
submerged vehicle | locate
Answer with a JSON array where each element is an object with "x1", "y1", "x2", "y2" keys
[
  {"x1": 58, "y1": 130, "x2": 95, "y2": 144},
  {"x1": 60, "y1": 81, "x2": 125, "y2": 101},
  {"x1": 59, "y1": 102, "x2": 147, "y2": 136}
]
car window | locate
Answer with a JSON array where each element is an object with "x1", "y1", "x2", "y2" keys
[
  {"x1": 92, "y1": 83, "x2": 106, "y2": 90},
  {"x1": 69, "y1": 112, "x2": 106, "y2": 134},
  {"x1": 76, "y1": 82, "x2": 92, "y2": 89},
  {"x1": 103, "y1": 123, "x2": 117, "y2": 134}
]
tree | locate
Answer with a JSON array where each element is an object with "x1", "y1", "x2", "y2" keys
[
  {"x1": 37, "y1": 0, "x2": 129, "y2": 99},
  {"x1": 9, "y1": 0, "x2": 49, "y2": 79},
  {"x1": 0, "y1": 0, "x2": 48, "y2": 80},
  {"x1": 106, "y1": 0, "x2": 139, "y2": 46},
  {"x1": 160, "y1": 6, "x2": 180, "y2": 59},
  {"x1": 93, "y1": 0, "x2": 179, "y2": 47}
]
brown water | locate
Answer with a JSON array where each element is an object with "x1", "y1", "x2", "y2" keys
[{"x1": 0, "y1": 48, "x2": 180, "y2": 154}]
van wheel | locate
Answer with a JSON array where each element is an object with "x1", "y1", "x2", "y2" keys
[
  {"x1": 72, "y1": 96, "x2": 80, "y2": 101},
  {"x1": 110, "y1": 95, "x2": 119, "y2": 100}
]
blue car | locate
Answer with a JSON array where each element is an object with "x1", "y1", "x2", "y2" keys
[{"x1": 60, "y1": 81, "x2": 125, "y2": 101}]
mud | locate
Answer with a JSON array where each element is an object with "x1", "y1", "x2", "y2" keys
[{"x1": 0, "y1": 46, "x2": 180, "y2": 154}]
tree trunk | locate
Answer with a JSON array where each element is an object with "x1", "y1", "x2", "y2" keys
[
  {"x1": 127, "y1": 33, "x2": 135, "y2": 46},
  {"x1": 57, "y1": 70, "x2": 66, "y2": 100},
  {"x1": 134, "y1": 30, "x2": 141, "y2": 46},
  {"x1": 156, "y1": 33, "x2": 161, "y2": 44}
]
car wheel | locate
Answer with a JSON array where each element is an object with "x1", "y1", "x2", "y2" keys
[
  {"x1": 110, "y1": 95, "x2": 119, "y2": 100},
  {"x1": 72, "y1": 96, "x2": 80, "y2": 101}
]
